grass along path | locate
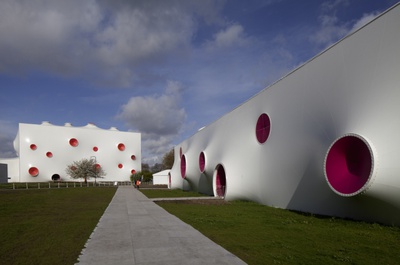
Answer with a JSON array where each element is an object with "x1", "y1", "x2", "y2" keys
[
  {"x1": 151, "y1": 196, "x2": 400, "y2": 265},
  {"x1": 0, "y1": 187, "x2": 116, "y2": 265},
  {"x1": 139, "y1": 188, "x2": 209, "y2": 198}
]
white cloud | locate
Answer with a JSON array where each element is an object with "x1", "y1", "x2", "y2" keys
[
  {"x1": 205, "y1": 24, "x2": 251, "y2": 50},
  {"x1": 349, "y1": 12, "x2": 380, "y2": 33},
  {"x1": 0, "y1": 120, "x2": 18, "y2": 158},
  {"x1": 117, "y1": 80, "x2": 186, "y2": 162},
  {"x1": 0, "y1": 0, "x2": 222, "y2": 87}
]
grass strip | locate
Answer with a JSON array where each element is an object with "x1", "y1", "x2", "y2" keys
[
  {"x1": 140, "y1": 188, "x2": 208, "y2": 198},
  {"x1": 155, "y1": 199, "x2": 400, "y2": 265},
  {"x1": 0, "y1": 187, "x2": 116, "y2": 265}
]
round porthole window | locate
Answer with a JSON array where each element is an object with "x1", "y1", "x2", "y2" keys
[
  {"x1": 324, "y1": 134, "x2": 375, "y2": 196},
  {"x1": 256, "y1": 113, "x2": 271, "y2": 144}
]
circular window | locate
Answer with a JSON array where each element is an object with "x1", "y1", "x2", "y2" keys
[
  {"x1": 118, "y1": 163, "x2": 123, "y2": 169},
  {"x1": 118, "y1": 143, "x2": 125, "y2": 151},
  {"x1": 51, "y1": 174, "x2": 60, "y2": 181},
  {"x1": 215, "y1": 164, "x2": 226, "y2": 197},
  {"x1": 29, "y1": 167, "x2": 39, "y2": 177},
  {"x1": 256, "y1": 113, "x2": 271, "y2": 144},
  {"x1": 181, "y1": 154, "x2": 186, "y2": 179},
  {"x1": 131, "y1": 169, "x2": 136, "y2": 174},
  {"x1": 131, "y1": 155, "x2": 136, "y2": 160},
  {"x1": 94, "y1": 164, "x2": 101, "y2": 171},
  {"x1": 324, "y1": 134, "x2": 374, "y2": 196},
  {"x1": 199, "y1": 152, "x2": 206, "y2": 173},
  {"x1": 69, "y1": 138, "x2": 79, "y2": 147},
  {"x1": 46, "y1": 152, "x2": 53, "y2": 158},
  {"x1": 30, "y1": 144, "x2": 37, "y2": 150},
  {"x1": 93, "y1": 146, "x2": 98, "y2": 152}
]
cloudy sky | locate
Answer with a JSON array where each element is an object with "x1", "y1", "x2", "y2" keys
[{"x1": 0, "y1": 0, "x2": 397, "y2": 164}]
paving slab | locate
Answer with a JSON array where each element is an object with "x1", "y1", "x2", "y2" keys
[{"x1": 76, "y1": 186, "x2": 246, "y2": 265}]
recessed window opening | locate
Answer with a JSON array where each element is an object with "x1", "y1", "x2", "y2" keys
[
  {"x1": 325, "y1": 134, "x2": 373, "y2": 196},
  {"x1": 199, "y1": 152, "x2": 206, "y2": 173},
  {"x1": 215, "y1": 164, "x2": 226, "y2": 197},
  {"x1": 181, "y1": 154, "x2": 186, "y2": 179},
  {"x1": 51, "y1": 174, "x2": 60, "y2": 181},
  {"x1": 256, "y1": 113, "x2": 271, "y2": 144}
]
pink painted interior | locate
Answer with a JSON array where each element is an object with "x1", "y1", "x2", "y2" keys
[
  {"x1": 325, "y1": 136, "x2": 372, "y2": 195},
  {"x1": 118, "y1": 143, "x2": 125, "y2": 151},
  {"x1": 180, "y1": 154, "x2": 186, "y2": 179},
  {"x1": 256, "y1": 113, "x2": 271, "y2": 144},
  {"x1": 29, "y1": 167, "x2": 39, "y2": 177},
  {"x1": 46, "y1": 152, "x2": 53, "y2": 158},
  {"x1": 69, "y1": 138, "x2": 79, "y2": 147},
  {"x1": 199, "y1": 151, "x2": 205, "y2": 172},
  {"x1": 30, "y1": 144, "x2": 37, "y2": 150},
  {"x1": 216, "y1": 164, "x2": 226, "y2": 197}
]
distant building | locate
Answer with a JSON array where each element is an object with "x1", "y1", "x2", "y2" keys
[
  {"x1": 0, "y1": 122, "x2": 141, "y2": 182},
  {"x1": 169, "y1": 3, "x2": 400, "y2": 225},
  {"x1": 152, "y1": 169, "x2": 171, "y2": 187}
]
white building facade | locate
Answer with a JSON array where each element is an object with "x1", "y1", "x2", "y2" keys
[
  {"x1": 170, "y1": 3, "x2": 400, "y2": 225},
  {"x1": 1, "y1": 122, "x2": 141, "y2": 182}
]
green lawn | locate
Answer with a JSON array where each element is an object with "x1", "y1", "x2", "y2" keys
[
  {"x1": 151, "y1": 195, "x2": 400, "y2": 265},
  {"x1": 0, "y1": 187, "x2": 116, "y2": 265},
  {"x1": 140, "y1": 188, "x2": 209, "y2": 198}
]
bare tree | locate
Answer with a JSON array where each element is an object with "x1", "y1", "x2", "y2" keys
[
  {"x1": 162, "y1": 149, "x2": 174, "y2": 169},
  {"x1": 66, "y1": 158, "x2": 105, "y2": 183}
]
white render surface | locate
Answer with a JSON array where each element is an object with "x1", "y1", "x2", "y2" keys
[
  {"x1": 9, "y1": 122, "x2": 141, "y2": 182},
  {"x1": 170, "y1": 3, "x2": 400, "y2": 225},
  {"x1": 152, "y1": 169, "x2": 171, "y2": 186}
]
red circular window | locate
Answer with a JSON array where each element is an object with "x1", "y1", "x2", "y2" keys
[
  {"x1": 118, "y1": 163, "x2": 123, "y2": 169},
  {"x1": 29, "y1": 167, "x2": 39, "y2": 177},
  {"x1": 181, "y1": 154, "x2": 186, "y2": 179},
  {"x1": 215, "y1": 164, "x2": 226, "y2": 197},
  {"x1": 131, "y1": 155, "x2": 136, "y2": 160},
  {"x1": 95, "y1": 164, "x2": 101, "y2": 170},
  {"x1": 30, "y1": 144, "x2": 37, "y2": 150},
  {"x1": 69, "y1": 138, "x2": 79, "y2": 147},
  {"x1": 131, "y1": 169, "x2": 136, "y2": 174},
  {"x1": 93, "y1": 146, "x2": 98, "y2": 152},
  {"x1": 325, "y1": 135, "x2": 374, "y2": 196},
  {"x1": 118, "y1": 143, "x2": 125, "y2": 151},
  {"x1": 256, "y1": 113, "x2": 271, "y2": 144},
  {"x1": 46, "y1": 152, "x2": 53, "y2": 158},
  {"x1": 199, "y1": 152, "x2": 206, "y2": 173},
  {"x1": 70, "y1": 166, "x2": 77, "y2": 171}
]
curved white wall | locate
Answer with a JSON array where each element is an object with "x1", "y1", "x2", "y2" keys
[{"x1": 170, "y1": 3, "x2": 400, "y2": 225}]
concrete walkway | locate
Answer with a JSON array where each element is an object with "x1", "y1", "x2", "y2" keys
[{"x1": 76, "y1": 186, "x2": 246, "y2": 265}]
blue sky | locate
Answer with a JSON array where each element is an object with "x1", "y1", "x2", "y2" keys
[{"x1": 0, "y1": 0, "x2": 397, "y2": 164}]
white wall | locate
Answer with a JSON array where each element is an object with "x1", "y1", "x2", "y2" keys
[
  {"x1": 170, "y1": 3, "x2": 400, "y2": 225},
  {"x1": 16, "y1": 122, "x2": 141, "y2": 182}
]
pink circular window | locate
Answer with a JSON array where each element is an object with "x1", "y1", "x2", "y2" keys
[
  {"x1": 199, "y1": 152, "x2": 206, "y2": 173},
  {"x1": 325, "y1": 134, "x2": 374, "y2": 196},
  {"x1": 29, "y1": 167, "x2": 39, "y2": 177},
  {"x1": 93, "y1": 146, "x2": 98, "y2": 152},
  {"x1": 69, "y1": 138, "x2": 79, "y2": 147},
  {"x1": 118, "y1": 163, "x2": 123, "y2": 169},
  {"x1": 131, "y1": 169, "x2": 136, "y2": 174},
  {"x1": 46, "y1": 152, "x2": 53, "y2": 158},
  {"x1": 30, "y1": 144, "x2": 37, "y2": 150},
  {"x1": 181, "y1": 154, "x2": 186, "y2": 179},
  {"x1": 131, "y1": 155, "x2": 136, "y2": 160},
  {"x1": 95, "y1": 164, "x2": 101, "y2": 170},
  {"x1": 215, "y1": 164, "x2": 226, "y2": 197},
  {"x1": 256, "y1": 113, "x2": 271, "y2": 144},
  {"x1": 118, "y1": 143, "x2": 125, "y2": 151}
]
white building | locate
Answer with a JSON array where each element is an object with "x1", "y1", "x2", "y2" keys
[
  {"x1": 169, "y1": 3, "x2": 400, "y2": 225},
  {"x1": 0, "y1": 122, "x2": 141, "y2": 182},
  {"x1": 152, "y1": 169, "x2": 171, "y2": 187}
]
